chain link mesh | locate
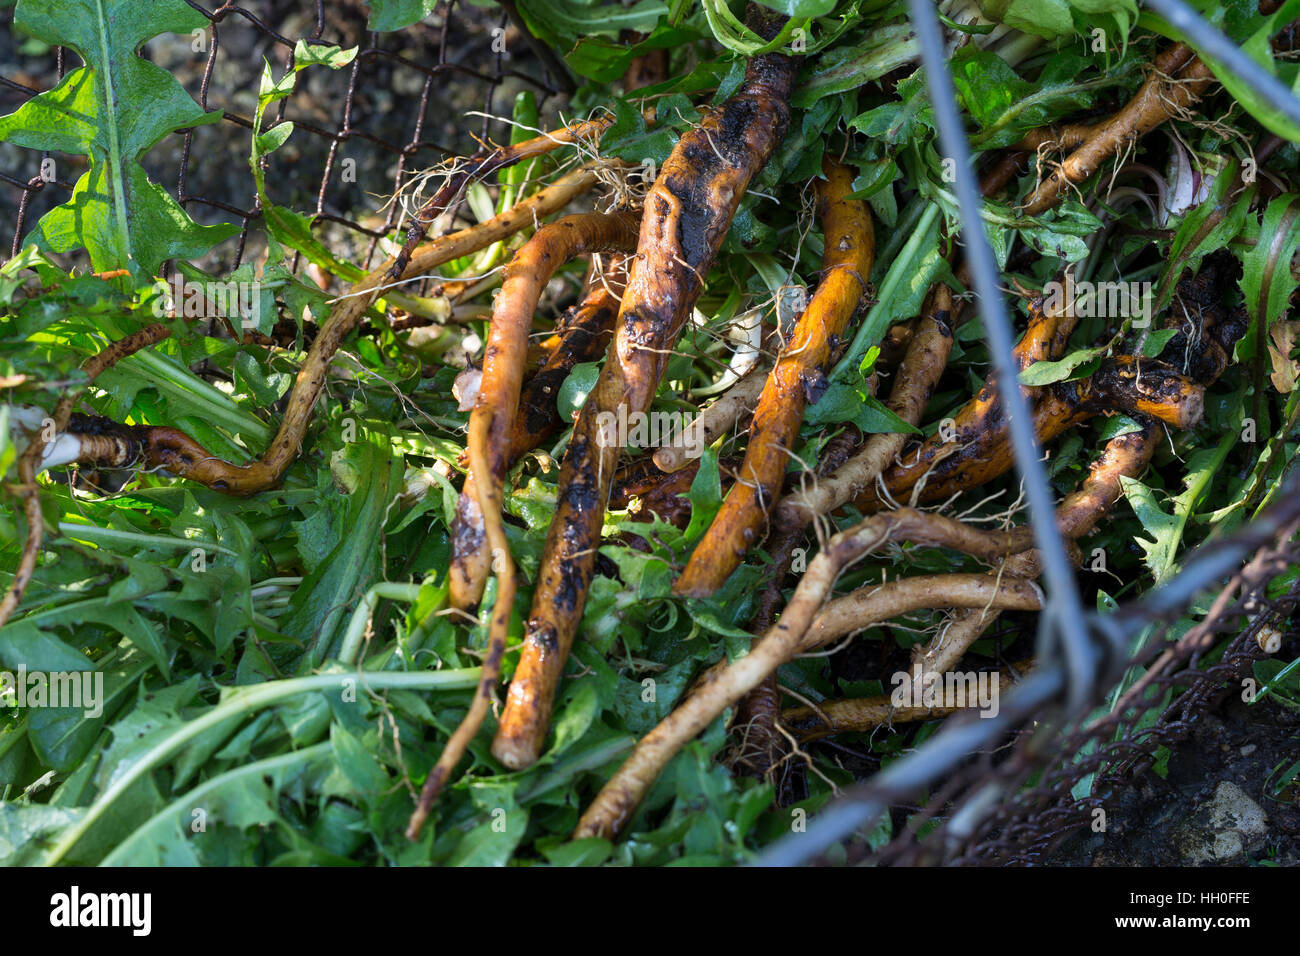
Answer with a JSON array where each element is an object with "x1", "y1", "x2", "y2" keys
[{"x1": 864, "y1": 529, "x2": 1300, "y2": 866}]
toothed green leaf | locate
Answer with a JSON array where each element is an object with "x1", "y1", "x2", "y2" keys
[{"x1": 0, "y1": 0, "x2": 238, "y2": 275}]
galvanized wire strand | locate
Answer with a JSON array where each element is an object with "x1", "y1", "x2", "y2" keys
[
  {"x1": 755, "y1": 669, "x2": 1068, "y2": 866},
  {"x1": 1144, "y1": 0, "x2": 1300, "y2": 132},
  {"x1": 905, "y1": 0, "x2": 1094, "y2": 711}
]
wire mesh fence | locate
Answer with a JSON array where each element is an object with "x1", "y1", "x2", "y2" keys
[
  {"x1": 862, "y1": 505, "x2": 1299, "y2": 866},
  {"x1": 1, "y1": 0, "x2": 1296, "y2": 866},
  {"x1": 0, "y1": 0, "x2": 562, "y2": 276},
  {"x1": 759, "y1": 0, "x2": 1300, "y2": 866}
]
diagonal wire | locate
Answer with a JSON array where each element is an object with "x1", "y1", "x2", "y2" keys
[
  {"x1": 756, "y1": 464, "x2": 1300, "y2": 866},
  {"x1": 1144, "y1": 0, "x2": 1300, "y2": 131},
  {"x1": 904, "y1": 0, "x2": 1093, "y2": 710}
]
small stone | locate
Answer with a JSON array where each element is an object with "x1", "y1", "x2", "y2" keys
[
  {"x1": 453, "y1": 366, "x2": 482, "y2": 412},
  {"x1": 1175, "y1": 781, "x2": 1269, "y2": 865},
  {"x1": 1204, "y1": 782, "x2": 1268, "y2": 838}
]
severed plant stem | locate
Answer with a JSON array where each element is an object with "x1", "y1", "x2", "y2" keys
[{"x1": 0, "y1": 322, "x2": 173, "y2": 631}]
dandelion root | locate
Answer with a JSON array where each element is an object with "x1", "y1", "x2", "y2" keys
[
  {"x1": 673, "y1": 158, "x2": 874, "y2": 598},
  {"x1": 449, "y1": 211, "x2": 639, "y2": 609},
  {"x1": 491, "y1": 6, "x2": 798, "y2": 770}
]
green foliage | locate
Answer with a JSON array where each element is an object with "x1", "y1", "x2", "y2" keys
[
  {"x1": 516, "y1": 0, "x2": 669, "y2": 48},
  {"x1": 1122, "y1": 436, "x2": 1237, "y2": 585},
  {"x1": 366, "y1": 0, "x2": 441, "y2": 32},
  {"x1": 0, "y1": 0, "x2": 238, "y2": 276},
  {"x1": 1018, "y1": 344, "x2": 1106, "y2": 386},
  {"x1": 793, "y1": 21, "x2": 919, "y2": 106},
  {"x1": 252, "y1": 43, "x2": 363, "y2": 286},
  {"x1": 950, "y1": 47, "x2": 1122, "y2": 150},
  {"x1": 1236, "y1": 193, "x2": 1300, "y2": 361},
  {"x1": 1155, "y1": 157, "x2": 1254, "y2": 312},
  {"x1": 977, "y1": 0, "x2": 1072, "y2": 38},
  {"x1": 1, "y1": 0, "x2": 1294, "y2": 869}
]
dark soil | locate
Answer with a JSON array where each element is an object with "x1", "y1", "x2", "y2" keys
[{"x1": 1047, "y1": 691, "x2": 1300, "y2": 866}]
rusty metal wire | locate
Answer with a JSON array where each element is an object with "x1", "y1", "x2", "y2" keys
[{"x1": 0, "y1": 0, "x2": 561, "y2": 273}]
